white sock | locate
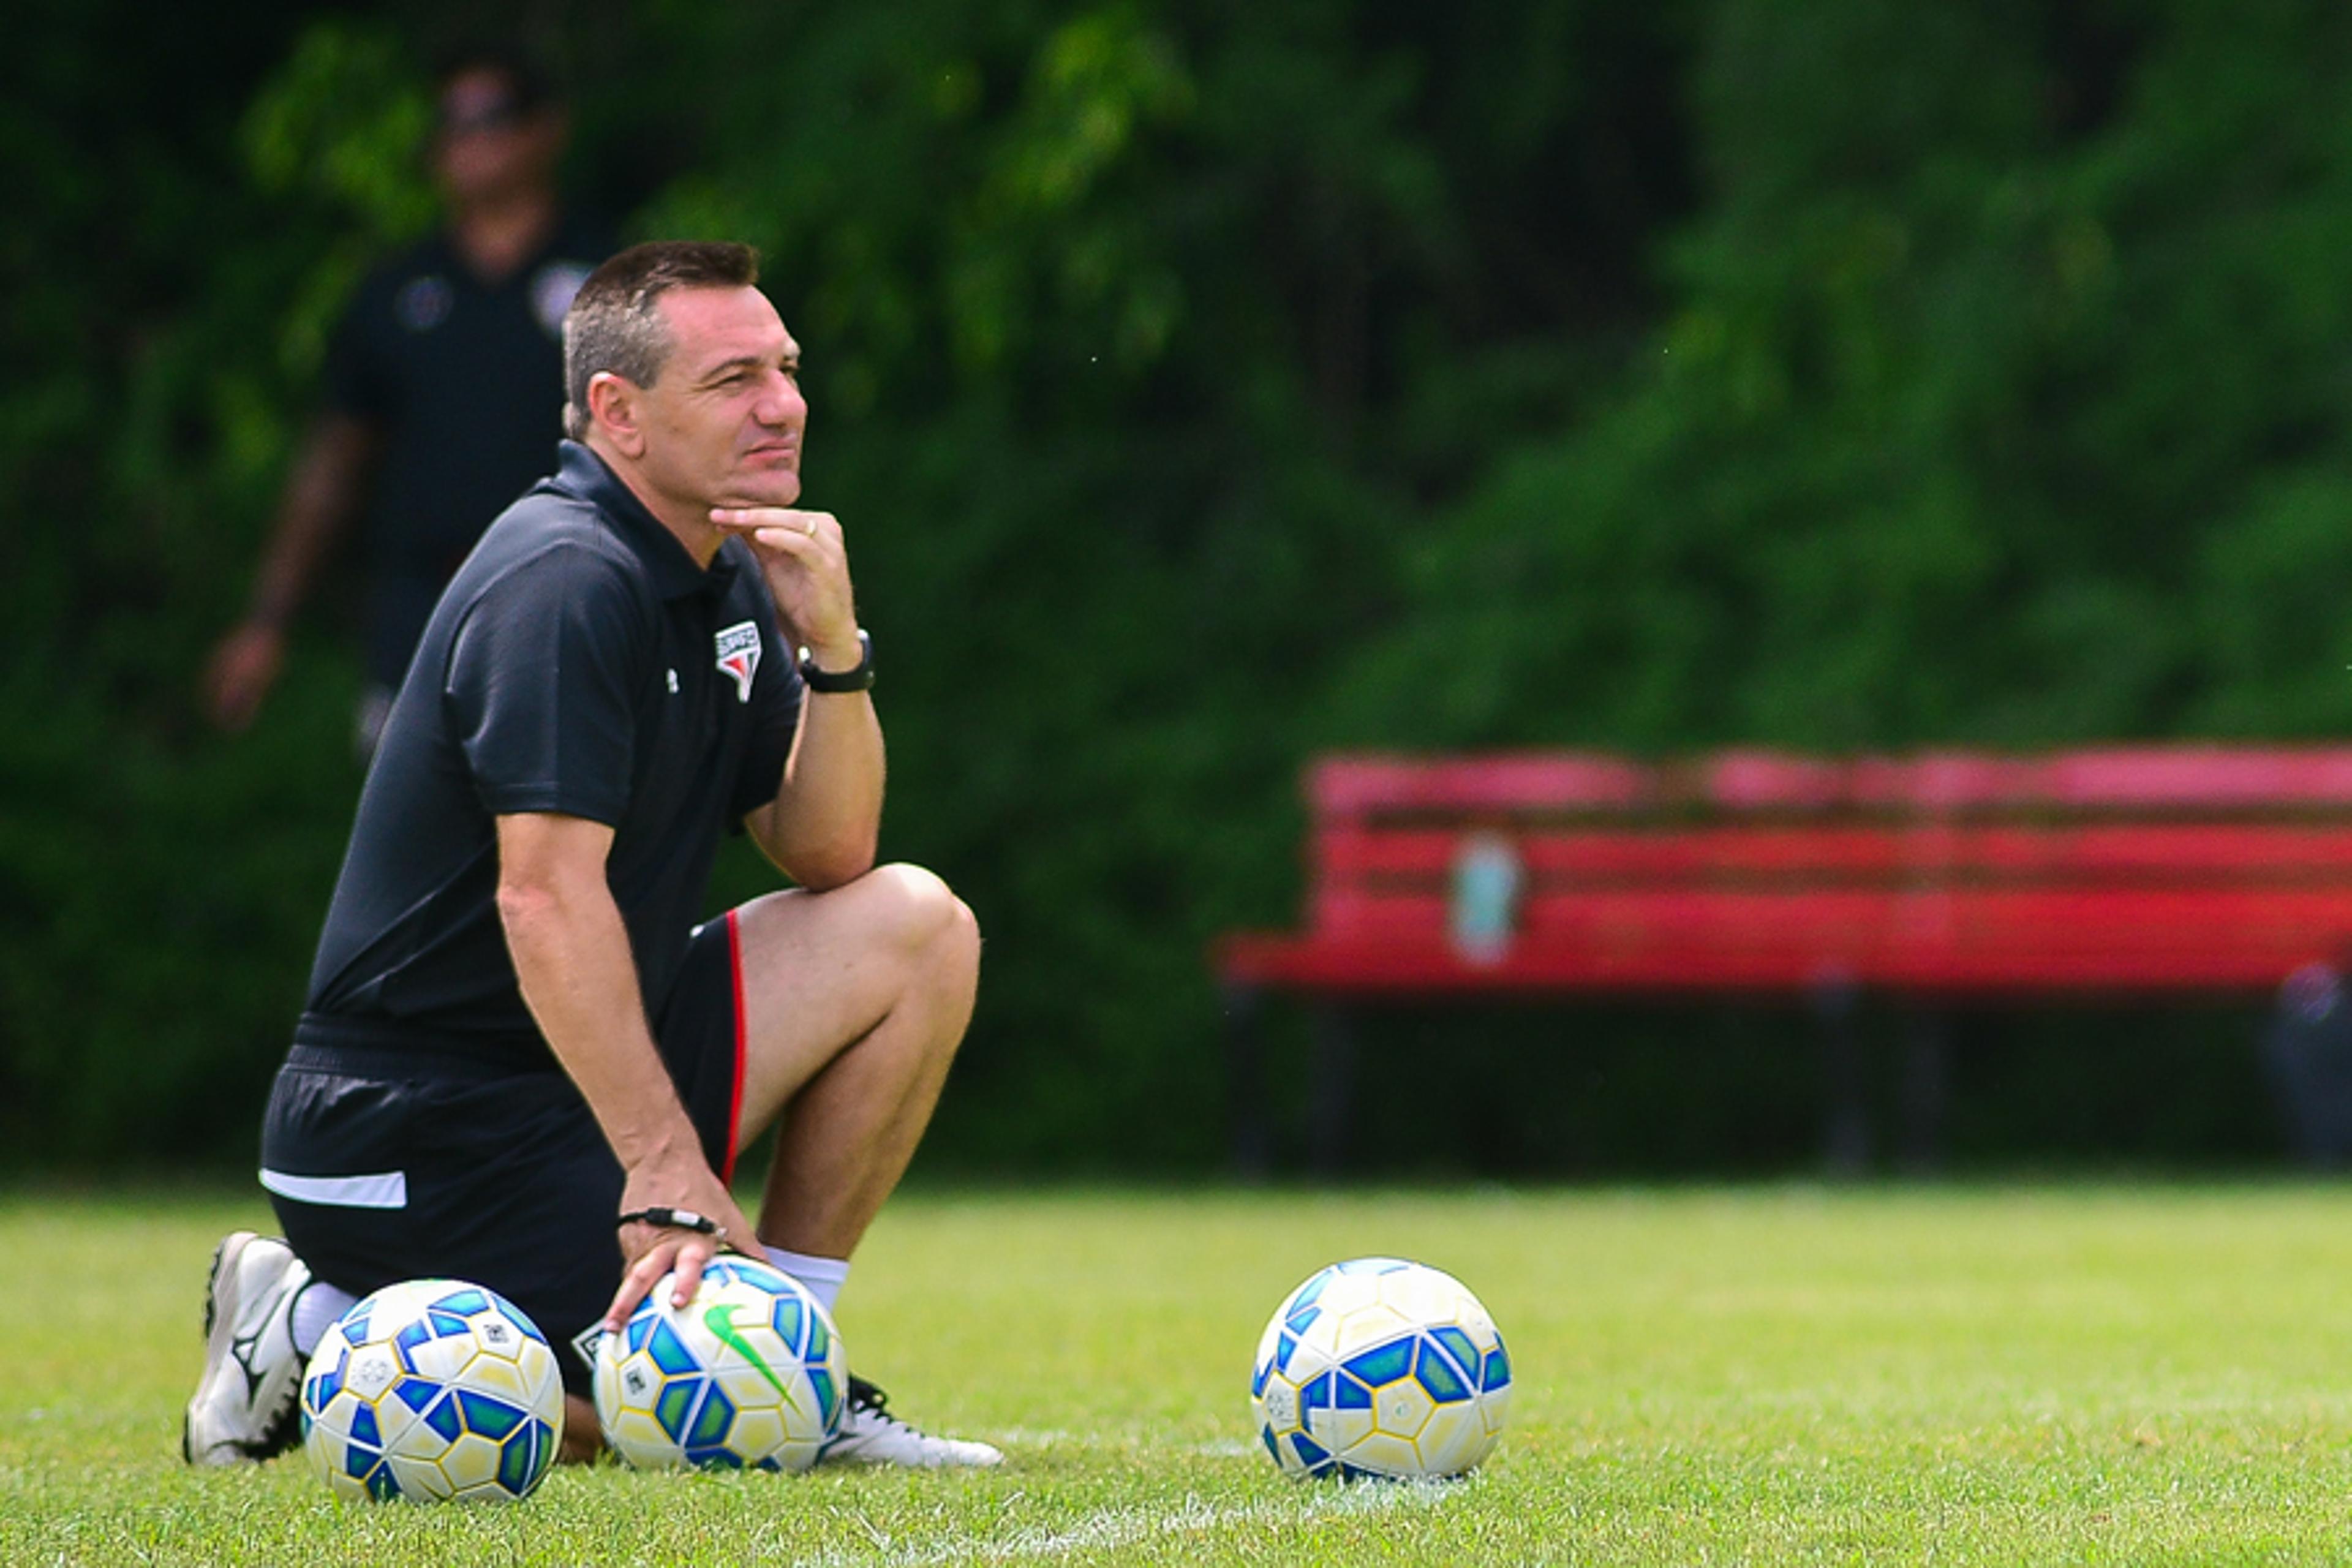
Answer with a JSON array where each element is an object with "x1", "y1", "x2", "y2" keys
[
  {"x1": 763, "y1": 1247, "x2": 850, "y2": 1318},
  {"x1": 290, "y1": 1281, "x2": 360, "y2": 1357}
]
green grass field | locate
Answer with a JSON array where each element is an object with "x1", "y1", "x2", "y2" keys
[{"x1": 9, "y1": 1185, "x2": 2352, "y2": 1565}]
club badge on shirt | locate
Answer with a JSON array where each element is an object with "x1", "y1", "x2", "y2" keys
[
  {"x1": 395, "y1": 274, "x2": 453, "y2": 333},
  {"x1": 715, "y1": 622, "x2": 761, "y2": 703}
]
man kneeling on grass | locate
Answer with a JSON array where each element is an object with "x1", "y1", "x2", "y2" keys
[{"x1": 184, "y1": 240, "x2": 998, "y2": 1469}]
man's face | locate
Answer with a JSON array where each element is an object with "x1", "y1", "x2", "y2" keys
[
  {"x1": 432, "y1": 68, "x2": 562, "y2": 205},
  {"x1": 630, "y1": 286, "x2": 807, "y2": 511}
]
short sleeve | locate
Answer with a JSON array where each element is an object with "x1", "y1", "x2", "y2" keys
[
  {"x1": 320, "y1": 276, "x2": 392, "y2": 423},
  {"x1": 443, "y1": 547, "x2": 644, "y2": 824},
  {"x1": 729, "y1": 609, "x2": 807, "y2": 823}
]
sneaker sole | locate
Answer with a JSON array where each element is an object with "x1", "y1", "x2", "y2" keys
[
  {"x1": 825, "y1": 1447, "x2": 1005, "y2": 1469},
  {"x1": 183, "y1": 1231, "x2": 262, "y2": 1466},
  {"x1": 819, "y1": 1434, "x2": 1006, "y2": 1469}
]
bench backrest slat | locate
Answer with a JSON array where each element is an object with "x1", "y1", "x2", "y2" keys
[
  {"x1": 1314, "y1": 825, "x2": 2352, "y2": 881},
  {"x1": 1322, "y1": 886, "x2": 2352, "y2": 934},
  {"x1": 1311, "y1": 754, "x2": 1656, "y2": 818},
  {"x1": 1313, "y1": 749, "x2": 2352, "y2": 821}
]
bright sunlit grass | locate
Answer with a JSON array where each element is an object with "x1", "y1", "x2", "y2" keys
[{"x1": 7, "y1": 1183, "x2": 2352, "y2": 1564}]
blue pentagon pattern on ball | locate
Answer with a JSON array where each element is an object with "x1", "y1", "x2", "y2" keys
[
  {"x1": 593, "y1": 1257, "x2": 846, "y2": 1472},
  {"x1": 300, "y1": 1279, "x2": 565, "y2": 1503},
  {"x1": 1250, "y1": 1257, "x2": 1512, "y2": 1479}
]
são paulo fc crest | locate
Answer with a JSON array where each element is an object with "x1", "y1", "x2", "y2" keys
[{"x1": 715, "y1": 622, "x2": 761, "y2": 703}]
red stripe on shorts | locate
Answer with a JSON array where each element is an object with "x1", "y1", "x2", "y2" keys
[{"x1": 722, "y1": 908, "x2": 748, "y2": 1187}]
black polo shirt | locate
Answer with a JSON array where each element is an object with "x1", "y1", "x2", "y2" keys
[
  {"x1": 296, "y1": 441, "x2": 804, "y2": 1066},
  {"x1": 324, "y1": 215, "x2": 613, "y2": 687}
]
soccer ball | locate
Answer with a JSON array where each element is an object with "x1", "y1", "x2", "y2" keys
[
  {"x1": 593, "y1": 1256, "x2": 846, "y2": 1471},
  {"x1": 300, "y1": 1279, "x2": 565, "y2": 1503},
  {"x1": 1251, "y1": 1257, "x2": 1512, "y2": 1479}
]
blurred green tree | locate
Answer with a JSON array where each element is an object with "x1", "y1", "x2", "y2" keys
[{"x1": 12, "y1": 0, "x2": 2346, "y2": 1174}]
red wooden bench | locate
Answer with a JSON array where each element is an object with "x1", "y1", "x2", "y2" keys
[{"x1": 1213, "y1": 747, "x2": 2352, "y2": 1172}]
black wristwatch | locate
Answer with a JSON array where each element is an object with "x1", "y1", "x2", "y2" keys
[{"x1": 798, "y1": 629, "x2": 875, "y2": 693}]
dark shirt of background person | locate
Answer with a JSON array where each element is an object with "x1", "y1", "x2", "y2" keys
[{"x1": 204, "y1": 45, "x2": 614, "y2": 756}]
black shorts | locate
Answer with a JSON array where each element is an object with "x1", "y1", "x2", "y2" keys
[{"x1": 260, "y1": 913, "x2": 750, "y2": 1395}]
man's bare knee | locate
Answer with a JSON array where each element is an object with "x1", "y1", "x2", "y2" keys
[
  {"x1": 864, "y1": 863, "x2": 980, "y2": 964},
  {"x1": 933, "y1": 888, "x2": 981, "y2": 1009},
  {"x1": 851, "y1": 867, "x2": 978, "y2": 1058}
]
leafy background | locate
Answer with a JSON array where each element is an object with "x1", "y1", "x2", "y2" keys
[{"x1": 6, "y1": 0, "x2": 2345, "y2": 1175}]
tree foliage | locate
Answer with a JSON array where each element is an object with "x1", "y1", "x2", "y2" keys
[{"x1": 5, "y1": 0, "x2": 2345, "y2": 1171}]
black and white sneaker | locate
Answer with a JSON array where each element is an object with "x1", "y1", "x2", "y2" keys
[
  {"x1": 182, "y1": 1232, "x2": 313, "y2": 1466},
  {"x1": 818, "y1": 1375, "x2": 1003, "y2": 1469}
]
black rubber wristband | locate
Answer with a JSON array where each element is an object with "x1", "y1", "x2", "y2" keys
[
  {"x1": 798, "y1": 629, "x2": 875, "y2": 693},
  {"x1": 616, "y1": 1206, "x2": 720, "y2": 1235}
]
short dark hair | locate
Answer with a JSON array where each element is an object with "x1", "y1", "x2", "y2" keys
[
  {"x1": 432, "y1": 43, "x2": 558, "y2": 113},
  {"x1": 562, "y1": 242, "x2": 763, "y2": 440}
]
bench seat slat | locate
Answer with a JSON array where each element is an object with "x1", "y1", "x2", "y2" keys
[
  {"x1": 1314, "y1": 888, "x2": 2352, "y2": 943},
  {"x1": 1216, "y1": 933, "x2": 2335, "y2": 996}
]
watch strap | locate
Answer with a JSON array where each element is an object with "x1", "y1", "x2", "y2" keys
[{"x1": 798, "y1": 629, "x2": 875, "y2": 693}]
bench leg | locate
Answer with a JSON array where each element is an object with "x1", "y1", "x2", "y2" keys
[
  {"x1": 1306, "y1": 1003, "x2": 1358, "y2": 1178},
  {"x1": 1898, "y1": 1009, "x2": 1953, "y2": 1174},
  {"x1": 1813, "y1": 979, "x2": 1871, "y2": 1175},
  {"x1": 1224, "y1": 984, "x2": 1272, "y2": 1180}
]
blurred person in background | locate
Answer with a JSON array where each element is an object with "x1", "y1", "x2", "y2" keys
[{"x1": 203, "y1": 45, "x2": 612, "y2": 756}]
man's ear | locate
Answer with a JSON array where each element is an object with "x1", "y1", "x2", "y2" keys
[{"x1": 587, "y1": 371, "x2": 646, "y2": 458}]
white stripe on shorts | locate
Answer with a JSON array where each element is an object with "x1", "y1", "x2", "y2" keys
[{"x1": 258, "y1": 1167, "x2": 409, "y2": 1210}]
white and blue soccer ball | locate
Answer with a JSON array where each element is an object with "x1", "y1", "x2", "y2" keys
[
  {"x1": 592, "y1": 1256, "x2": 846, "y2": 1472},
  {"x1": 300, "y1": 1279, "x2": 565, "y2": 1503},
  {"x1": 1251, "y1": 1257, "x2": 1512, "y2": 1479}
]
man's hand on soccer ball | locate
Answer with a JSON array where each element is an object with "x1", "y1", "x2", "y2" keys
[{"x1": 605, "y1": 1158, "x2": 761, "y2": 1330}]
